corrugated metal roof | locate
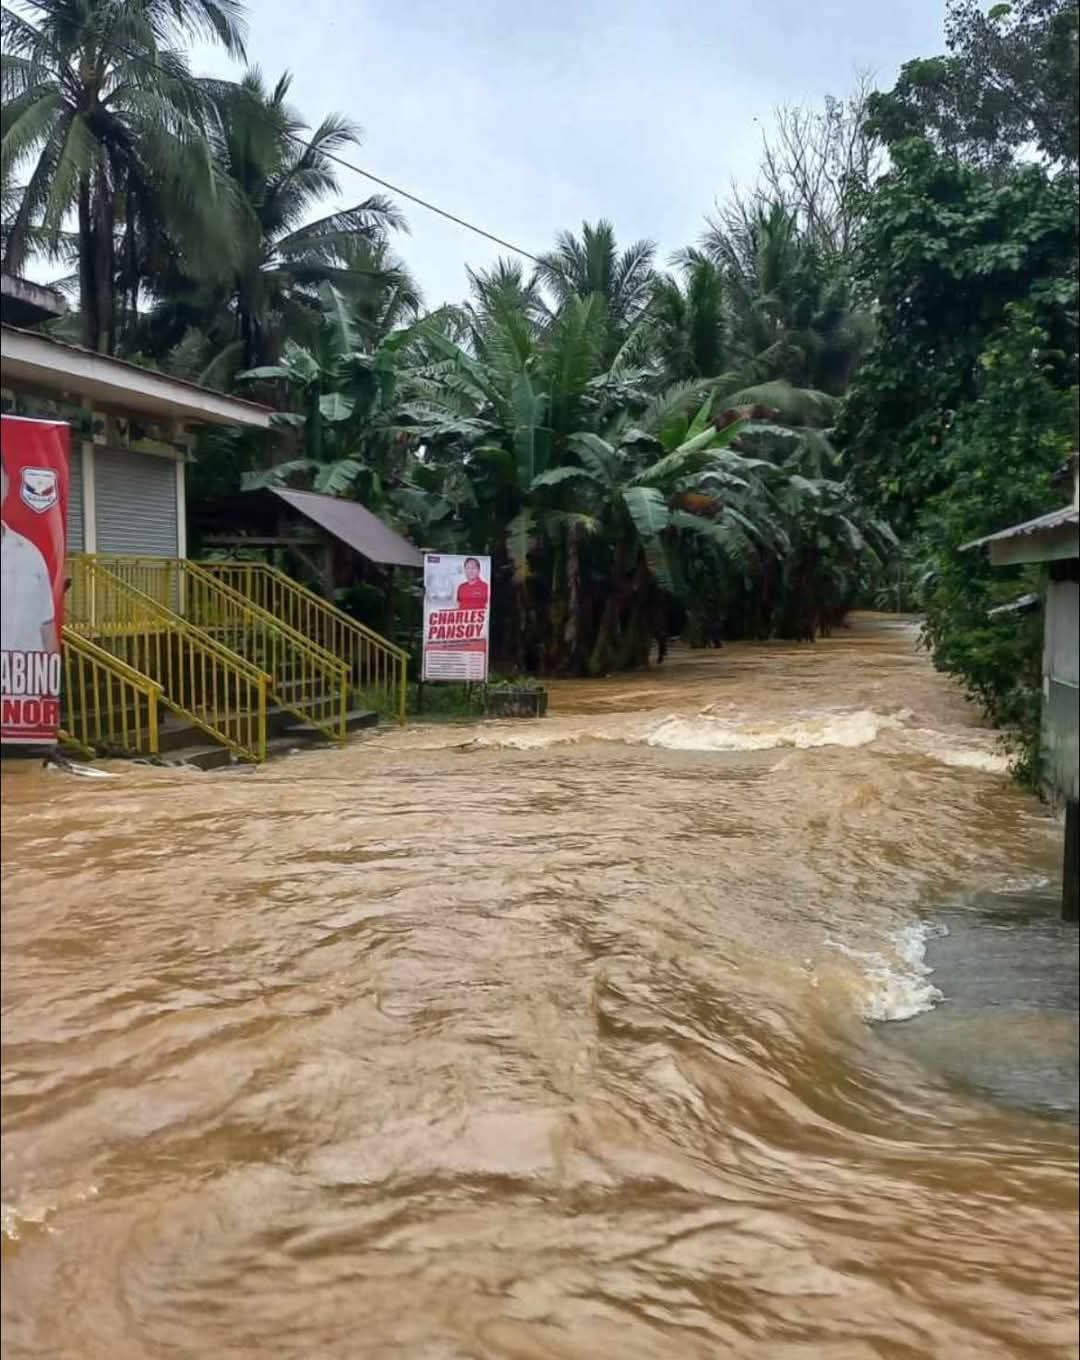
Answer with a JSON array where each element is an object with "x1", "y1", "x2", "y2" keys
[
  {"x1": 987, "y1": 593, "x2": 1041, "y2": 617},
  {"x1": 271, "y1": 488, "x2": 423, "y2": 568},
  {"x1": 962, "y1": 505, "x2": 1079, "y2": 551}
]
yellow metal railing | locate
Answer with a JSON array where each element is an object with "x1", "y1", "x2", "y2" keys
[
  {"x1": 67, "y1": 556, "x2": 269, "y2": 762},
  {"x1": 87, "y1": 556, "x2": 349, "y2": 744},
  {"x1": 200, "y1": 561, "x2": 409, "y2": 724},
  {"x1": 60, "y1": 627, "x2": 162, "y2": 758}
]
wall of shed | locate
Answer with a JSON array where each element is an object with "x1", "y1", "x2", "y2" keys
[{"x1": 1042, "y1": 578, "x2": 1079, "y2": 802}]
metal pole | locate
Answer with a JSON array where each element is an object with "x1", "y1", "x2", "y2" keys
[{"x1": 1064, "y1": 800, "x2": 1079, "y2": 923}]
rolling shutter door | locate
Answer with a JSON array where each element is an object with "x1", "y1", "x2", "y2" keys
[
  {"x1": 66, "y1": 443, "x2": 84, "y2": 551},
  {"x1": 95, "y1": 450, "x2": 178, "y2": 557}
]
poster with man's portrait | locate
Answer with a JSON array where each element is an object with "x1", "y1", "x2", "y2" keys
[
  {"x1": 1, "y1": 415, "x2": 70, "y2": 745},
  {"x1": 422, "y1": 553, "x2": 491, "y2": 682}
]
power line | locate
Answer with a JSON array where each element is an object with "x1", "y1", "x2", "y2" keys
[
  {"x1": 3, "y1": 1, "x2": 549, "y2": 270},
  {"x1": 291, "y1": 158, "x2": 546, "y2": 270}
]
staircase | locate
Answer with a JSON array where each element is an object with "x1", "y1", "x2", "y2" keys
[
  {"x1": 198, "y1": 561, "x2": 409, "y2": 723},
  {"x1": 61, "y1": 554, "x2": 406, "y2": 765},
  {"x1": 66, "y1": 556, "x2": 270, "y2": 761}
]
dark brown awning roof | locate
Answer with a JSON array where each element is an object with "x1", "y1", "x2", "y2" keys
[{"x1": 270, "y1": 488, "x2": 422, "y2": 568}]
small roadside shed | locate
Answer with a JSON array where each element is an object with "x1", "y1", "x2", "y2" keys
[
  {"x1": 193, "y1": 487, "x2": 422, "y2": 598},
  {"x1": 965, "y1": 456, "x2": 1079, "y2": 920},
  {"x1": 1, "y1": 321, "x2": 272, "y2": 559}
]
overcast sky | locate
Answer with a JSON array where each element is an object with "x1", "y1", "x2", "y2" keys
[{"x1": 190, "y1": 0, "x2": 946, "y2": 307}]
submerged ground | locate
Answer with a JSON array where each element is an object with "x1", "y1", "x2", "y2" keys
[{"x1": 2, "y1": 615, "x2": 1077, "y2": 1359}]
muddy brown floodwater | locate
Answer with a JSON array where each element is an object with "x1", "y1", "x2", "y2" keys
[{"x1": 2, "y1": 615, "x2": 1077, "y2": 1359}]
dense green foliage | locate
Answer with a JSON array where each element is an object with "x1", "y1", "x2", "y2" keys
[
  {"x1": 3, "y1": 0, "x2": 1077, "y2": 770},
  {"x1": 917, "y1": 307, "x2": 1075, "y2": 779},
  {"x1": 867, "y1": 0, "x2": 1079, "y2": 170},
  {"x1": 848, "y1": 0, "x2": 1078, "y2": 781}
]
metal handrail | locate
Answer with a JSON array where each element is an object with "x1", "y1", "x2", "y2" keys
[
  {"x1": 67, "y1": 556, "x2": 269, "y2": 762},
  {"x1": 60, "y1": 627, "x2": 162, "y2": 758},
  {"x1": 200, "y1": 560, "x2": 409, "y2": 725},
  {"x1": 91, "y1": 555, "x2": 349, "y2": 744}
]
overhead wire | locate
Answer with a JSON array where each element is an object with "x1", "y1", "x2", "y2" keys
[{"x1": 2, "y1": 0, "x2": 550, "y2": 270}]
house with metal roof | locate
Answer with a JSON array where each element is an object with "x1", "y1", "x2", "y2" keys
[
  {"x1": 965, "y1": 455, "x2": 1079, "y2": 920},
  {"x1": 2, "y1": 280, "x2": 409, "y2": 765}
]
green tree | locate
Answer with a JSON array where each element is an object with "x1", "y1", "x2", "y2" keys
[
  {"x1": 651, "y1": 251, "x2": 729, "y2": 383},
  {"x1": 695, "y1": 198, "x2": 871, "y2": 394},
  {"x1": 919, "y1": 307, "x2": 1077, "y2": 779},
  {"x1": 136, "y1": 68, "x2": 414, "y2": 375},
  {"x1": 867, "y1": 0, "x2": 1079, "y2": 169},
  {"x1": 1, "y1": 0, "x2": 246, "y2": 351},
  {"x1": 839, "y1": 140, "x2": 1078, "y2": 533},
  {"x1": 237, "y1": 281, "x2": 414, "y2": 500},
  {"x1": 535, "y1": 218, "x2": 656, "y2": 360}
]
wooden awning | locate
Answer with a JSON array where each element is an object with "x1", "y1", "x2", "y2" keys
[{"x1": 268, "y1": 489, "x2": 422, "y2": 568}]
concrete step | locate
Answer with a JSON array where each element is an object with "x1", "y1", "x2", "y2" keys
[
  {"x1": 282, "y1": 708, "x2": 379, "y2": 739},
  {"x1": 155, "y1": 710, "x2": 379, "y2": 769},
  {"x1": 158, "y1": 743, "x2": 235, "y2": 771}
]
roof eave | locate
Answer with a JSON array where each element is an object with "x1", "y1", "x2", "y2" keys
[{"x1": 0, "y1": 325, "x2": 272, "y2": 430}]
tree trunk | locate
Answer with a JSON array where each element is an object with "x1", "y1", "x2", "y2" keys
[
  {"x1": 90, "y1": 176, "x2": 115, "y2": 353},
  {"x1": 562, "y1": 524, "x2": 583, "y2": 673},
  {"x1": 78, "y1": 177, "x2": 96, "y2": 351},
  {"x1": 240, "y1": 305, "x2": 255, "y2": 371},
  {"x1": 123, "y1": 175, "x2": 138, "y2": 336}
]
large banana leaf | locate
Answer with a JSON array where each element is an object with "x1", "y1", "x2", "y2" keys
[
  {"x1": 719, "y1": 381, "x2": 837, "y2": 428},
  {"x1": 314, "y1": 458, "x2": 366, "y2": 495},
  {"x1": 318, "y1": 392, "x2": 355, "y2": 423},
  {"x1": 669, "y1": 509, "x2": 755, "y2": 565},
  {"x1": 684, "y1": 394, "x2": 715, "y2": 442},
  {"x1": 318, "y1": 281, "x2": 362, "y2": 360},
  {"x1": 529, "y1": 466, "x2": 601, "y2": 492},
  {"x1": 511, "y1": 370, "x2": 550, "y2": 488},
  {"x1": 629, "y1": 420, "x2": 746, "y2": 489},
  {"x1": 242, "y1": 458, "x2": 318, "y2": 490},
  {"x1": 621, "y1": 485, "x2": 673, "y2": 588},
  {"x1": 568, "y1": 432, "x2": 619, "y2": 485}
]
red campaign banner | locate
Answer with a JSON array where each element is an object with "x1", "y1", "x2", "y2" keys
[
  {"x1": 1, "y1": 415, "x2": 70, "y2": 745},
  {"x1": 422, "y1": 553, "x2": 491, "y2": 682}
]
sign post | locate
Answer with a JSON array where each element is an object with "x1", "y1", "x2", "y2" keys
[
  {"x1": 421, "y1": 553, "x2": 491, "y2": 683},
  {"x1": 1, "y1": 415, "x2": 70, "y2": 747}
]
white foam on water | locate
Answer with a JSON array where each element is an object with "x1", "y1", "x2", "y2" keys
[
  {"x1": 926, "y1": 745, "x2": 1011, "y2": 775},
  {"x1": 829, "y1": 923, "x2": 948, "y2": 1023},
  {"x1": 1, "y1": 1184, "x2": 98, "y2": 1241},
  {"x1": 997, "y1": 872, "x2": 1053, "y2": 894},
  {"x1": 401, "y1": 707, "x2": 1016, "y2": 782},
  {"x1": 643, "y1": 709, "x2": 905, "y2": 754},
  {"x1": 457, "y1": 708, "x2": 906, "y2": 755},
  {"x1": 46, "y1": 761, "x2": 119, "y2": 778},
  {"x1": 889, "y1": 724, "x2": 1012, "y2": 775}
]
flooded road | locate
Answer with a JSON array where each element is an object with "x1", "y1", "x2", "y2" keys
[{"x1": 2, "y1": 615, "x2": 1077, "y2": 1359}]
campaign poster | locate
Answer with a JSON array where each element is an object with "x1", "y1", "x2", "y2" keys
[
  {"x1": 422, "y1": 552, "x2": 491, "y2": 682},
  {"x1": 1, "y1": 415, "x2": 70, "y2": 745}
]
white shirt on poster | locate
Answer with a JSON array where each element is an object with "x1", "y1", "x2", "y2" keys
[{"x1": 1, "y1": 525, "x2": 55, "y2": 652}]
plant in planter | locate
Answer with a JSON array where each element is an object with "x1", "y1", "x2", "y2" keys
[{"x1": 484, "y1": 676, "x2": 549, "y2": 718}]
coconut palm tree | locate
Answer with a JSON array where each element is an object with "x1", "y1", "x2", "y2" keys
[
  {"x1": 650, "y1": 250, "x2": 728, "y2": 383},
  {"x1": 695, "y1": 197, "x2": 872, "y2": 394},
  {"x1": 1, "y1": 0, "x2": 246, "y2": 351},
  {"x1": 535, "y1": 219, "x2": 656, "y2": 360},
  {"x1": 134, "y1": 68, "x2": 415, "y2": 375},
  {"x1": 202, "y1": 69, "x2": 412, "y2": 369}
]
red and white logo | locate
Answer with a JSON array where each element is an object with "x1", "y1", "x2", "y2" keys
[{"x1": 20, "y1": 466, "x2": 59, "y2": 513}]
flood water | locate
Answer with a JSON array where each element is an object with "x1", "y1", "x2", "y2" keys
[{"x1": 2, "y1": 615, "x2": 1077, "y2": 1359}]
